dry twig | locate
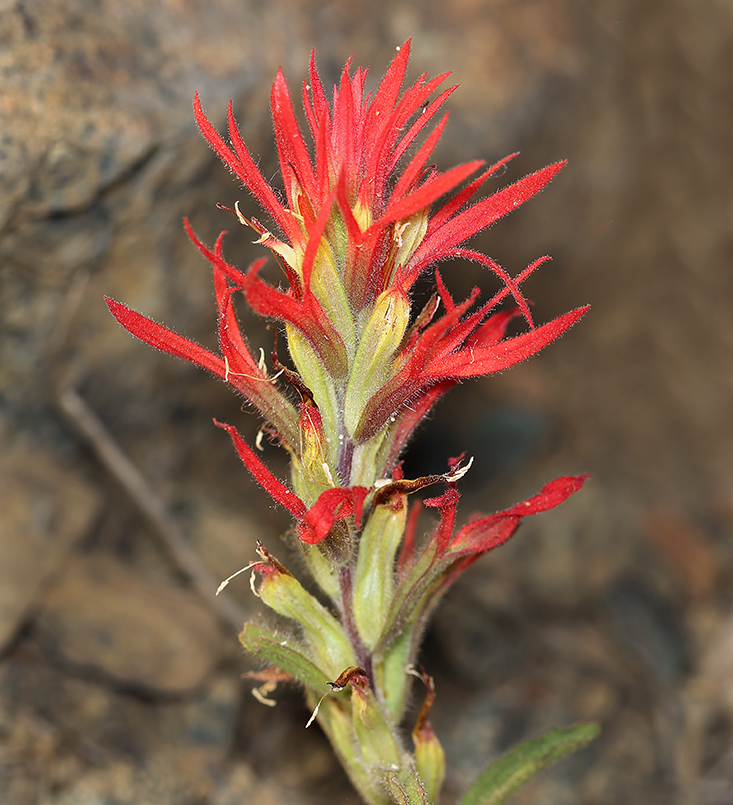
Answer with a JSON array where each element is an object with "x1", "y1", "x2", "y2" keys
[
  {"x1": 51, "y1": 267, "x2": 246, "y2": 632},
  {"x1": 56, "y1": 386, "x2": 247, "y2": 633}
]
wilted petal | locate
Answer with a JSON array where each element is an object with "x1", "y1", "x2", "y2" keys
[{"x1": 298, "y1": 486, "x2": 370, "y2": 545}]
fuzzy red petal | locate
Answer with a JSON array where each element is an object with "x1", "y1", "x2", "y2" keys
[
  {"x1": 389, "y1": 113, "x2": 449, "y2": 204},
  {"x1": 193, "y1": 94, "x2": 297, "y2": 242},
  {"x1": 297, "y1": 486, "x2": 370, "y2": 544},
  {"x1": 412, "y1": 161, "x2": 566, "y2": 267},
  {"x1": 372, "y1": 161, "x2": 483, "y2": 232},
  {"x1": 426, "y1": 305, "x2": 588, "y2": 379},
  {"x1": 214, "y1": 420, "x2": 306, "y2": 518},
  {"x1": 106, "y1": 297, "x2": 225, "y2": 378},
  {"x1": 271, "y1": 69, "x2": 317, "y2": 202},
  {"x1": 423, "y1": 487, "x2": 460, "y2": 556},
  {"x1": 449, "y1": 475, "x2": 588, "y2": 555}
]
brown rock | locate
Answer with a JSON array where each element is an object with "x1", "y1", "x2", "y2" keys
[
  {"x1": 693, "y1": 612, "x2": 733, "y2": 717},
  {"x1": 0, "y1": 448, "x2": 100, "y2": 653},
  {"x1": 645, "y1": 509, "x2": 720, "y2": 600},
  {"x1": 35, "y1": 553, "x2": 226, "y2": 694},
  {"x1": 49, "y1": 757, "x2": 294, "y2": 805}
]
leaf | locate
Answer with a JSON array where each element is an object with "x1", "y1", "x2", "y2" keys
[
  {"x1": 239, "y1": 622, "x2": 329, "y2": 692},
  {"x1": 457, "y1": 723, "x2": 600, "y2": 805}
]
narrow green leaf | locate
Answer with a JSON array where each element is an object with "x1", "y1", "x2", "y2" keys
[
  {"x1": 239, "y1": 622, "x2": 329, "y2": 691},
  {"x1": 458, "y1": 723, "x2": 600, "y2": 805}
]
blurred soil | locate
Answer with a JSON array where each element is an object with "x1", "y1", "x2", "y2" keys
[{"x1": 2, "y1": 1, "x2": 733, "y2": 803}]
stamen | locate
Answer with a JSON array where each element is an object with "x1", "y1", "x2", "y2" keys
[
  {"x1": 216, "y1": 562, "x2": 257, "y2": 594},
  {"x1": 252, "y1": 685, "x2": 278, "y2": 707},
  {"x1": 321, "y1": 462, "x2": 335, "y2": 485},
  {"x1": 445, "y1": 456, "x2": 474, "y2": 482},
  {"x1": 224, "y1": 354, "x2": 285, "y2": 384},
  {"x1": 306, "y1": 691, "x2": 329, "y2": 728},
  {"x1": 234, "y1": 201, "x2": 252, "y2": 227},
  {"x1": 393, "y1": 220, "x2": 409, "y2": 248}
]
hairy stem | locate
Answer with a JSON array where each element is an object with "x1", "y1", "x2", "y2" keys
[{"x1": 339, "y1": 565, "x2": 374, "y2": 683}]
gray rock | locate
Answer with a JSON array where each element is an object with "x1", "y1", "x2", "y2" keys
[{"x1": 0, "y1": 448, "x2": 100, "y2": 653}]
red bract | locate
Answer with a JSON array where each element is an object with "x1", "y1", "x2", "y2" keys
[
  {"x1": 105, "y1": 291, "x2": 299, "y2": 449},
  {"x1": 297, "y1": 486, "x2": 369, "y2": 545},
  {"x1": 434, "y1": 475, "x2": 589, "y2": 596},
  {"x1": 381, "y1": 475, "x2": 589, "y2": 646},
  {"x1": 216, "y1": 419, "x2": 368, "y2": 545}
]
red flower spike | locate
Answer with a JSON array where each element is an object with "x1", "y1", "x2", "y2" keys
[
  {"x1": 193, "y1": 47, "x2": 579, "y2": 443},
  {"x1": 109, "y1": 49, "x2": 592, "y2": 795},
  {"x1": 114, "y1": 44, "x2": 588, "y2": 569}
]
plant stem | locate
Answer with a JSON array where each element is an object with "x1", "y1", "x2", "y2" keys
[{"x1": 339, "y1": 565, "x2": 374, "y2": 684}]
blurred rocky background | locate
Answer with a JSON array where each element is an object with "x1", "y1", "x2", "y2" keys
[{"x1": 2, "y1": 0, "x2": 733, "y2": 802}]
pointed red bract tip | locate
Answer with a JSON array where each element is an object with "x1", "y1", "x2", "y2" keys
[
  {"x1": 449, "y1": 474, "x2": 589, "y2": 555},
  {"x1": 214, "y1": 419, "x2": 307, "y2": 519},
  {"x1": 105, "y1": 296, "x2": 226, "y2": 378},
  {"x1": 427, "y1": 304, "x2": 589, "y2": 380}
]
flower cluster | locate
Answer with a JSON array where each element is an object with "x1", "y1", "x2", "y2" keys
[{"x1": 107, "y1": 40, "x2": 591, "y2": 805}]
